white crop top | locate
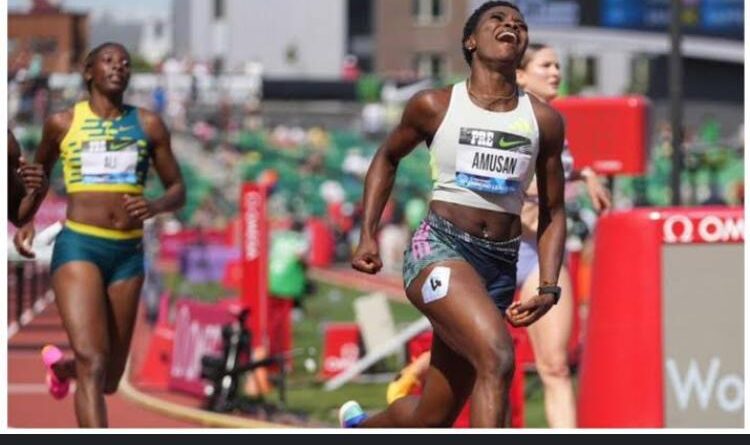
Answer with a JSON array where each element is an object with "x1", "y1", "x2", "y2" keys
[{"x1": 429, "y1": 81, "x2": 540, "y2": 215}]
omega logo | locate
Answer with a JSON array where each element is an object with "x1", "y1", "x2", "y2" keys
[{"x1": 662, "y1": 215, "x2": 743, "y2": 244}]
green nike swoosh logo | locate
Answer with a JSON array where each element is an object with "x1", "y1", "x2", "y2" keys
[
  {"x1": 497, "y1": 138, "x2": 528, "y2": 149},
  {"x1": 110, "y1": 140, "x2": 137, "y2": 151}
]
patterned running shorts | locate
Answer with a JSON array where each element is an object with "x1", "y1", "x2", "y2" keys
[{"x1": 402, "y1": 211, "x2": 520, "y2": 312}]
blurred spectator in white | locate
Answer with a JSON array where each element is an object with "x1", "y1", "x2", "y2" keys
[
  {"x1": 166, "y1": 89, "x2": 188, "y2": 132},
  {"x1": 271, "y1": 125, "x2": 290, "y2": 147},
  {"x1": 342, "y1": 147, "x2": 372, "y2": 180},
  {"x1": 289, "y1": 126, "x2": 307, "y2": 147},
  {"x1": 160, "y1": 56, "x2": 189, "y2": 130},
  {"x1": 8, "y1": 78, "x2": 21, "y2": 121},
  {"x1": 271, "y1": 125, "x2": 307, "y2": 148},
  {"x1": 161, "y1": 56, "x2": 187, "y2": 76},
  {"x1": 320, "y1": 179, "x2": 346, "y2": 205},
  {"x1": 362, "y1": 102, "x2": 386, "y2": 140},
  {"x1": 162, "y1": 215, "x2": 183, "y2": 235}
]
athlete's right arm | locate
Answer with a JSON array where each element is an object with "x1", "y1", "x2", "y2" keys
[
  {"x1": 14, "y1": 112, "x2": 69, "y2": 258},
  {"x1": 352, "y1": 90, "x2": 445, "y2": 274}
]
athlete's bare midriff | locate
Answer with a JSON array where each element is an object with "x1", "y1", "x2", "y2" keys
[
  {"x1": 429, "y1": 200, "x2": 522, "y2": 242},
  {"x1": 66, "y1": 192, "x2": 143, "y2": 231}
]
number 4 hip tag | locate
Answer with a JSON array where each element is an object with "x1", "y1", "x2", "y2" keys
[{"x1": 422, "y1": 267, "x2": 451, "y2": 304}]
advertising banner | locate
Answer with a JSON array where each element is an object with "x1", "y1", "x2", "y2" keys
[
  {"x1": 240, "y1": 183, "x2": 269, "y2": 349},
  {"x1": 169, "y1": 300, "x2": 236, "y2": 397},
  {"x1": 578, "y1": 207, "x2": 744, "y2": 427}
]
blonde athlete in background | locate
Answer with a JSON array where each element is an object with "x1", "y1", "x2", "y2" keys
[
  {"x1": 515, "y1": 42, "x2": 611, "y2": 427},
  {"x1": 14, "y1": 42, "x2": 185, "y2": 427},
  {"x1": 340, "y1": 1, "x2": 567, "y2": 428}
]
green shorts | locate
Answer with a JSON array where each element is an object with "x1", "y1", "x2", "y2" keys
[{"x1": 50, "y1": 225, "x2": 144, "y2": 286}]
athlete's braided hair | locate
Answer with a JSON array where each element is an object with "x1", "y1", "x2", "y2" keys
[
  {"x1": 83, "y1": 42, "x2": 129, "y2": 92},
  {"x1": 462, "y1": 1, "x2": 522, "y2": 66}
]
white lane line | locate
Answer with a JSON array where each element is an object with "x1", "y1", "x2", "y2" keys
[
  {"x1": 8, "y1": 322, "x2": 20, "y2": 338},
  {"x1": 118, "y1": 363, "x2": 290, "y2": 428},
  {"x1": 8, "y1": 290, "x2": 56, "y2": 340},
  {"x1": 8, "y1": 382, "x2": 76, "y2": 394}
]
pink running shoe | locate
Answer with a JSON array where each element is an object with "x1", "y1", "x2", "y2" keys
[{"x1": 41, "y1": 345, "x2": 70, "y2": 400}]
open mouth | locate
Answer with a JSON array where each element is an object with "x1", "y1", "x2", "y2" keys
[{"x1": 496, "y1": 31, "x2": 518, "y2": 44}]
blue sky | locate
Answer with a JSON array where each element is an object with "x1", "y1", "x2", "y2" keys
[{"x1": 8, "y1": 0, "x2": 172, "y2": 20}]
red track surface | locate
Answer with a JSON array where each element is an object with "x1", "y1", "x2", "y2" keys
[
  {"x1": 8, "y1": 301, "x2": 200, "y2": 429},
  {"x1": 7, "y1": 266, "x2": 407, "y2": 429}
]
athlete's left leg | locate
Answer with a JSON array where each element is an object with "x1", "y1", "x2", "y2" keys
[{"x1": 103, "y1": 275, "x2": 144, "y2": 394}]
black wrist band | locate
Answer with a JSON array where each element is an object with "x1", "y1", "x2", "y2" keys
[{"x1": 537, "y1": 285, "x2": 562, "y2": 305}]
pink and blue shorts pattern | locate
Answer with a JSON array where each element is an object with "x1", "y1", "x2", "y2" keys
[{"x1": 402, "y1": 211, "x2": 520, "y2": 312}]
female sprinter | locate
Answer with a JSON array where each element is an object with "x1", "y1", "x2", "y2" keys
[
  {"x1": 341, "y1": 1, "x2": 566, "y2": 428},
  {"x1": 14, "y1": 42, "x2": 185, "y2": 427}
]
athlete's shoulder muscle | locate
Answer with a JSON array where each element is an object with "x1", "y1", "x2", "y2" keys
[
  {"x1": 403, "y1": 86, "x2": 452, "y2": 138},
  {"x1": 39, "y1": 109, "x2": 74, "y2": 160},
  {"x1": 44, "y1": 109, "x2": 74, "y2": 141},
  {"x1": 136, "y1": 107, "x2": 170, "y2": 146}
]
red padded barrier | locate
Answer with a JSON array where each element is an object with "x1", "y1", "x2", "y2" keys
[{"x1": 552, "y1": 96, "x2": 649, "y2": 175}]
